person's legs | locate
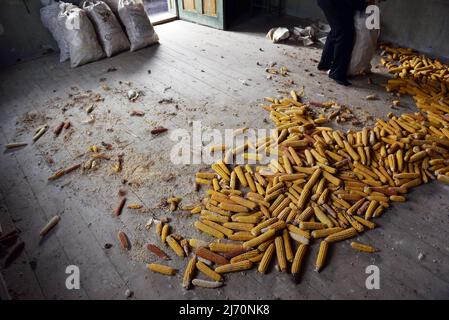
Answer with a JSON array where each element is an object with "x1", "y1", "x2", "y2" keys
[
  {"x1": 328, "y1": 15, "x2": 355, "y2": 83},
  {"x1": 317, "y1": 0, "x2": 336, "y2": 71},
  {"x1": 317, "y1": 0, "x2": 355, "y2": 85},
  {"x1": 318, "y1": 28, "x2": 335, "y2": 71}
]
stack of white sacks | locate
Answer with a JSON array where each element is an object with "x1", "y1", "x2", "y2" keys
[{"x1": 40, "y1": 0, "x2": 159, "y2": 67}]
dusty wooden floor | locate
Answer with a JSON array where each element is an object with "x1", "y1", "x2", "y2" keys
[{"x1": 0, "y1": 16, "x2": 448, "y2": 300}]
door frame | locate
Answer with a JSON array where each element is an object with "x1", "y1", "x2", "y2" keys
[
  {"x1": 151, "y1": 0, "x2": 179, "y2": 26},
  {"x1": 177, "y1": 0, "x2": 225, "y2": 30}
]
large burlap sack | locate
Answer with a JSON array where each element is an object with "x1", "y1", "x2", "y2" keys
[
  {"x1": 348, "y1": 11, "x2": 380, "y2": 76},
  {"x1": 118, "y1": 0, "x2": 159, "y2": 52},
  {"x1": 83, "y1": 1, "x2": 130, "y2": 57},
  {"x1": 40, "y1": 0, "x2": 70, "y2": 62},
  {"x1": 59, "y1": 5, "x2": 105, "y2": 67}
]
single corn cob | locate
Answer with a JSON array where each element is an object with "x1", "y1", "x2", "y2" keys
[
  {"x1": 230, "y1": 249, "x2": 260, "y2": 263},
  {"x1": 215, "y1": 260, "x2": 253, "y2": 274},
  {"x1": 191, "y1": 279, "x2": 224, "y2": 289},
  {"x1": 274, "y1": 236, "x2": 287, "y2": 272},
  {"x1": 291, "y1": 244, "x2": 308, "y2": 283},
  {"x1": 166, "y1": 236, "x2": 185, "y2": 257},
  {"x1": 243, "y1": 228, "x2": 276, "y2": 249},
  {"x1": 147, "y1": 263, "x2": 176, "y2": 276},
  {"x1": 194, "y1": 221, "x2": 225, "y2": 239},
  {"x1": 209, "y1": 242, "x2": 243, "y2": 252},
  {"x1": 282, "y1": 229, "x2": 294, "y2": 262},
  {"x1": 258, "y1": 243, "x2": 275, "y2": 274},
  {"x1": 161, "y1": 223, "x2": 170, "y2": 243},
  {"x1": 182, "y1": 256, "x2": 197, "y2": 289},
  {"x1": 350, "y1": 242, "x2": 378, "y2": 253},
  {"x1": 196, "y1": 261, "x2": 222, "y2": 281},
  {"x1": 311, "y1": 227, "x2": 344, "y2": 239},
  {"x1": 315, "y1": 240, "x2": 329, "y2": 272},
  {"x1": 324, "y1": 227, "x2": 358, "y2": 243}
]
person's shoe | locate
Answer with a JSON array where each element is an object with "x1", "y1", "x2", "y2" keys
[
  {"x1": 317, "y1": 64, "x2": 330, "y2": 72},
  {"x1": 331, "y1": 77, "x2": 352, "y2": 86}
]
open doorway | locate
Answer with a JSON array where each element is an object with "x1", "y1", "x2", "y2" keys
[{"x1": 143, "y1": 0, "x2": 177, "y2": 24}]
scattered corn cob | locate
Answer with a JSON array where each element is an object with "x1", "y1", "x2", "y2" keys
[
  {"x1": 215, "y1": 260, "x2": 253, "y2": 274},
  {"x1": 191, "y1": 279, "x2": 224, "y2": 289},
  {"x1": 182, "y1": 256, "x2": 197, "y2": 289},
  {"x1": 196, "y1": 261, "x2": 222, "y2": 281},
  {"x1": 350, "y1": 242, "x2": 378, "y2": 253},
  {"x1": 147, "y1": 263, "x2": 176, "y2": 276},
  {"x1": 39, "y1": 215, "x2": 61, "y2": 237},
  {"x1": 315, "y1": 241, "x2": 329, "y2": 272}
]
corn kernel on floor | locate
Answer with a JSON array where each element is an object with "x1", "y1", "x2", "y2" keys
[{"x1": 0, "y1": 16, "x2": 448, "y2": 300}]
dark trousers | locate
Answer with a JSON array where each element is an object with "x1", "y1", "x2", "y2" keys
[{"x1": 317, "y1": 0, "x2": 356, "y2": 80}]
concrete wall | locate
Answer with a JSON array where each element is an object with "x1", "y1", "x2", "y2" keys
[
  {"x1": 0, "y1": 0, "x2": 79, "y2": 68},
  {"x1": 0, "y1": 0, "x2": 56, "y2": 67},
  {"x1": 285, "y1": 0, "x2": 449, "y2": 60}
]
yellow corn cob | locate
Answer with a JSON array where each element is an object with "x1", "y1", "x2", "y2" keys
[
  {"x1": 311, "y1": 227, "x2": 344, "y2": 239},
  {"x1": 313, "y1": 205, "x2": 333, "y2": 228},
  {"x1": 274, "y1": 236, "x2": 287, "y2": 272},
  {"x1": 196, "y1": 261, "x2": 222, "y2": 281},
  {"x1": 230, "y1": 249, "x2": 260, "y2": 263},
  {"x1": 161, "y1": 223, "x2": 170, "y2": 243},
  {"x1": 234, "y1": 166, "x2": 248, "y2": 187},
  {"x1": 166, "y1": 236, "x2": 185, "y2": 257},
  {"x1": 219, "y1": 202, "x2": 249, "y2": 213},
  {"x1": 223, "y1": 222, "x2": 254, "y2": 232},
  {"x1": 300, "y1": 221, "x2": 326, "y2": 230},
  {"x1": 147, "y1": 263, "x2": 176, "y2": 276},
  {"x1": 215, "y1": 260, "x2": 253, "y2": 274},
  {"x1": 352, "y1": 216, "x2": 376, "y2": 229},
  {"x1": 350, "y1": 242, "x2": 378, "y2": 253},
  {"x1": 291, "y1": 244, "x2": 308, "y2": 282},
  {"x1": 365, "y1": 200, "x2": 378, "y2": 220},
  {"x1": 390, "y1": 195, "x2": 406, "y2": 202},
  {"x1": 324, "y1": 227, "x2": 357, "y2": 243},
  {"x1": 189, "y1": 238, "x2": 209, "y2": 248},
  {"x1": 315, "y1": 240, "x2": 329, "y2": 272},
  {"x1": 201, "y1": 212, "x2": 230, "y2": 224},
  {"x1": 437, "y1": 174, "x2": 449, "y2": 184},
  {"x1": 201, "y1": 220, "x2": 234, "y2": 237},
  {"x1": 194, "y1": 221, "x2": 225, "y2": 239},
  {"x1": 229, "y1": 196, "x2": 257, "y2": 210},
  {"x1": 182, "y1": 256, "x2": 197, "y2": 289},
  {"x1": 282, "y1": 229, "x2": 294, "y2": 262},
  {"x1": 344, "y1": 141, "x2": 360, "y2": 161},
  {"x1": 196, "y1": 172, "x2": 216, "y2": 179},
  {"x1": 258, "y1": 243, "x2": 275, "y2": 273},
  {"x1": 251, "y1": 217, "x2": 277, "y2": 236},
  {"x1": 243, "y1": 228, "x2": 276, "y2": 249},
  {"x1": 209, "y1": 242, "x2": 243, "y2": 252}
]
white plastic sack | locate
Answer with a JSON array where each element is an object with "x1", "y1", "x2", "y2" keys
[
  {"x1": 266, "y1": 27, "x2": 290, "y2": 43},
  {"x1": 83, "y1": 1, "x2": 130, "y2": 57},
  {"x1": 348, "y1": 12, "x2": 379, "y2": 76},
  {"x1": 81, "y1": 0, "x2": 119, "y2": 14},
  {"x1": 118, "y1": 0, "x2": 159, "y2": 52},
  {"x1": 40, "y1": 1, "x2": 70, "y2": 62},
  {"x1": 59, "y1": 5, "x2": 105, "y2": 67},
  {"x1": 103, "y1": 0, "x2": 119, "y2": 14}
]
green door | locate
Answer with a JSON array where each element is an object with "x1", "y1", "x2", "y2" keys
[{"x1": 176, "y1": 0, "x2": 225, "y2": 30}]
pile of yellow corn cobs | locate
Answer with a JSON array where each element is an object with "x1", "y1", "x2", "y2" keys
[{"x1": 148, "y1": 46, "x2": 449, "y2": 289}]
